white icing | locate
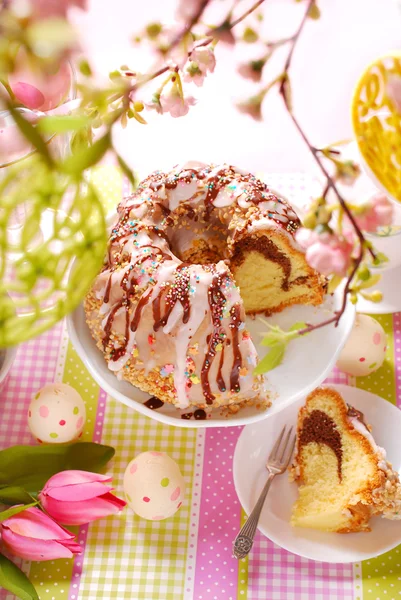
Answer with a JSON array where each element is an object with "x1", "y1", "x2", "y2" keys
[{"x1": 167, "y1": 179, "x2": 198, "y2": 211}]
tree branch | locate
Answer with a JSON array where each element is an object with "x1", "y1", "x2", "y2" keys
[{"x1": 276, "y1": 0, "x2": 375, "y2": 331}]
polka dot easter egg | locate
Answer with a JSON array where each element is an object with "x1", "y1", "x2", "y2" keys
[
  {"x1": 28, "y1": 383, "x2": 86, "y2": 444},
  {"x1": 123, "y1": 451, "x2": 185, "y2": 520},
  {"x1": 336, "y1": 314, "x2": 387, "y2": 377}
]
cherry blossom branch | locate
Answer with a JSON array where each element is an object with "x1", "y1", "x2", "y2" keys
[
  {"x1": 276, "y1": 0, "x2": 375, "y2": 332},
  {"x1": 129, "y1": 0, "x2": 267, "y2": 95}
]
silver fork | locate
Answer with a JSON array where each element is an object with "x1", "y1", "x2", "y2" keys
[{"x1": 232, "y1": 425, "x2": 296, "y2": 559}]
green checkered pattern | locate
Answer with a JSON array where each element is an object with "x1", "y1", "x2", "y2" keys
[{"x1": 78, "y1": 396, "x2": 197, "y2": 599}]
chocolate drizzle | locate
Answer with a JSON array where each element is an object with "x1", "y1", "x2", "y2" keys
[
  {"x1": 97, "y1": 163, "x2": 302, "y2": 404},
  {"x1": 216, "y1": 344, "x2": 226, "y2": 392},
  {"x1": 347, "y1": 404, "x2": 369, "y2": 428},
  {"x1": 229, "y1": 304, "x2": 242, "y2": 393},
  {"x1": 104, "y1": 274, "x2": 113, "y2": 304},
  {"x1": 153, "y1": 265, "x2": 191, "y2": 332},
  {"x1": 299, "y1": 409, "x2": 343, "y2": 481},
  {"x1": 144, "y1": 396, "x2": 164, "y2": 410},
  {"x1": 203, "y1": 168, "x2": 235, "y2": 221},
  {"x1": 201, "y1": 272, "x2": 228, "y2": 404},
  {"x1": 181, "y1": 409, "x2": 207, "y2": 420}
]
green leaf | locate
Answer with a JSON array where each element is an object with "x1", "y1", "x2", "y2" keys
[
  {"x1": 358, "y1": 273, "x2": 381, "y2": 290},
  {"x1": 61, "y1": 132, "x2": 111, "y2": 175},
  {"x1": 0, "y1": 502, "x2": 38, "y2": 523},
  {"x1": 328, "y1": 274, "x2": 343, "y2": 294},
  {"x1": 0, "y1": 443, "x2": 115, "y2": 494},
  {"x1": 289, "y1": 321, "x2": 307, "y2": 332},
  {"x1": 0, "y1": 553, "x2": 39, "y2": 600},
  {"x1": 254, "y1": 344, "x2": 286, "y2": 374},
  {"x1": 37, "y1": 115, "x2": 89, "y2": 135},
  {"x1": 0, "y1": 486, "x2": 34, "y2": 506},
  {"x1": 260, "y1": 331, "x2": 284, "y2": 347},
  {"x1": 7, "y1": 104, "x2": 53, "y2": 167},
  {"x1": 116, "y1": 155, "x2": 137, "y2": 189}
]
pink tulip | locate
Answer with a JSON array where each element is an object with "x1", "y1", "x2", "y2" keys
[
  {"x1": 1, "y1": 507, "x2": 82, "y2": 561},
  {"x1": 39, "y1": 470, "x2": 126, "y2": 526},
  {"x1": 9, "y1": 56, "x2": 72, "y2": 112}
]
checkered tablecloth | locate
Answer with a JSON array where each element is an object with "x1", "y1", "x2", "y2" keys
[{"x1": 1, "y1": 172, "x2": 400, "y2": 600}]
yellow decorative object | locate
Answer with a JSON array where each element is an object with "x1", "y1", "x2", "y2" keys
[{"x1": 351, "y1": 52, "x2": 401, "y2": 202}]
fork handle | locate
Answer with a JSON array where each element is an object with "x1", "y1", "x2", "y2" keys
[{"x1": 233, "y1": 472, "x2": 275, "y2": 559}]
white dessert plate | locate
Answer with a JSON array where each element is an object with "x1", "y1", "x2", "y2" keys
[
  {"x1": 233, "y1": 384, "x2": 401, "y2": 563},
  {"x1": 67, "y1": 287, "x2": 354, "y2": 428}
]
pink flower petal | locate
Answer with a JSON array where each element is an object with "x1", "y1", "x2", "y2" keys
[
  {"x1": 43, "y1": 482, "x2": 114, "y2": 502},
  {"x1": 12, "y1": 83, "x2": 45, "y2": 110},
  {"x1": 43, "y1": 470, "x2": 112, "y2": 491},
  {"x1": 2, "y1": 507, "x2": 74, "y2": 541},
  {"x1": 42, "y1": 493, "x2": 126, "y2": 526},
  {"x1": 1, "y1": 530, "x2": 81, "y2": 561}
]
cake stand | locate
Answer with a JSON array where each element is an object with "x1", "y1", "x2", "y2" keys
[{"x1": 67, "y1": 287, "x2": 355, "y2": 428}]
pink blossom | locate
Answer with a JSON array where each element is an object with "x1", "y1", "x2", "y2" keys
[
  {"x1": 21, "y1": 0, "x2": 87, "y2": 19},
  {"x1": 296, "y1": 228, "x2": 353, "y2": 276},
  {"x1": 8, "y1": 55, "x2": 72, "y2": 111},
  {"x1": 1, "y1": 507, "x2": 81, "y2": 561},
  {"x1": 184, "y1": 48, "x2": 216, "y2": 87},
  {"x1": 39, "y1": 470, "x2": 126, "y2": 526},
  {"x1": 176, "y1": 0, "x2": 205, "y2": 22},
  {"x1": 353, "y1": 193, "x2": 394, "y2": 233},
  {"x1": 387, "y1": 75, "x2": 401, "y2": 114},
  {"x1": 237, "y1": 58, "x2": 266, "y2": 82},
  {"x1": 159, "y1": 88, "x2": 197, "y2": 117},
  {"x1": 236, "y1": 95, "x2": 264, "y2": 121}
]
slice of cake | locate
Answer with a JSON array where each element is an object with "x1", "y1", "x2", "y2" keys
[{"x1": 291, "y1": 387, "x2": 401, "y2": 533}]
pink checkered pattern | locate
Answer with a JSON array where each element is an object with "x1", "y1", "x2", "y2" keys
[
  {"x1": 247, "y1": 538, "x2": 353, "y2": 600},
  {"x1": 0, "y1": 323, "x2": 62, "y2": 450},
  {"x1": 68, "y1": 389, "x2": 108, "y2": 600},
  {"x1": 0, "y1": 323, "x2": 63, "y2": 600}
]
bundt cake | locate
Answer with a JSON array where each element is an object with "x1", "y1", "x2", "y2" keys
[
  {"x1": 291, "y1": 387, "x2": 401, "y2": 533},
  {"x1": 84, "y1": 162, "x2": 326, "y2": 412}
]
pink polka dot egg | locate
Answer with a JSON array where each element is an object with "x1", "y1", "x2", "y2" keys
[
  {"x1": 336, "y1": 314, "x2": 387, "y2": 377},
  {"x1": 123, "y1": 451, "x2": 185, "y2": 520},
  {"x1": 28, "y1": 383, "x2": 86, "y2": 444}
]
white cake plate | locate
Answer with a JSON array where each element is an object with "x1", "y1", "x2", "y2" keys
[
  {"x1": 67, "y1": 287, "x2": 354, "y2": 428},
  {"x1": 356, "y1": 263, "x2": 401, "y2": 315},
  {"x1": 233, "y1": 384, "x2": 401, "y2": 562}
]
